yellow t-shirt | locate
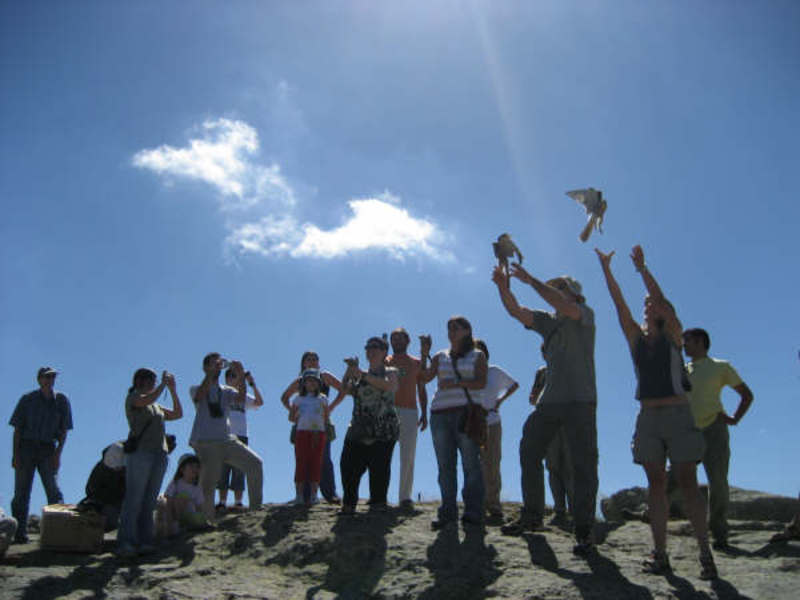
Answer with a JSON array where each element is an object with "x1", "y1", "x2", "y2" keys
[{"x1": 686, "y1": 357, "x2": 743, "y2": 429}]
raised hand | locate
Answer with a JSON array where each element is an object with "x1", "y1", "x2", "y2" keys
[
  {"x1": 630, "y1": 245, "x2": 645, "y2": 270},
  {"x1": 491, "y1": 265, "x2": 508, "y2": 287},
  {"x1": 594, "y1": 248, "x2": 615, "y2": 268},
  {"x1": 509, "y1": 262, "x2": 534, "y2": 285},
  {"x1": 419, "y1": 334, "x2": 432, "y2": 356}
]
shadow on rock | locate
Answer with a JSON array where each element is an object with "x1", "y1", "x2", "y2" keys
[
  {"x1": 523, "y1": 535, "x2": 655, "y2": 600},
  {"x1": 17, "y1": 553, "x2": 123, "y2": 600},
  {"x1": 303, "y1": 508, "x2": 400, "y2": 598},
  {"x1": 260, "y1": 504, "x2": 311, "y2": 551},
  {"x1": 418, "y1": 524, "x2": 501, "y2": 599}
]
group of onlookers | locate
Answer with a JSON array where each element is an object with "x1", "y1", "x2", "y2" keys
[{"x1": 8, "y1": 245, "x2": 787, "y2": 579}]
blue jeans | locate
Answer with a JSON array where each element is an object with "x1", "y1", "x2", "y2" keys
[
  {"x1": 12, "y1": 440, "x2": 63, "y2": 536},
  {"x1": 117, "y1": 449, "x2": 167, "y2": 549},
  {"x1": 431, "y1": 410, "x2": 484, "y2": 522}
]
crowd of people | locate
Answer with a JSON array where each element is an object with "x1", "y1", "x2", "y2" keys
[{"x1": 6, "y1": 244, "x2": 783, "y2": 581}]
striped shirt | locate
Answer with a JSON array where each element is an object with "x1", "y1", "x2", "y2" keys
[{"x1": 430, "y1": 349, "x2": 484, "y2": 412}]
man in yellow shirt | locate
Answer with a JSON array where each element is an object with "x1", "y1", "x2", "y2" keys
[{"x1": 683, "y1": 328, "x2": 754, "y2": 550}]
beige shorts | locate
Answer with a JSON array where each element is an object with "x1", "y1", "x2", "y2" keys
[{"x1": 631, "y1": 403, "x2": 704, "y2": 465}]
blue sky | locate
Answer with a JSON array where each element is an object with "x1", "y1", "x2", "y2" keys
[{"x1": 2, "y1": 1, "x2": 799, "y2": 516}]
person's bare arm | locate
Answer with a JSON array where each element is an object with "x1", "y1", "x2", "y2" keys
[
  {"x1": 322, "y1": 371, "x2": 343, "y2": 392},
  {"x1": 131, "y1": 376, "x2": 167, "y2": 408},
  {"x1": 360, "y1": 369, "x2": 399, "y2": 393},
  {"x1": 439, "y1": 353, "x2": 488, "y2": 391},
  {"x1": 162, "y1": 374, "x2": 183, "y2": 421},
  {"x1": 416, "y1": 367, "x2": 428, "y2": 431},
  {"x1": 244, "y1": 372, "x2": 264, "y2": 407},
  {"x1": 280, "y1": 379, "x2": 300, "y2": 411},
  {"x1": 596, "y1": 249, "x2": 641, "y2": 347},
  {"x1": 723, "y1": 382, "x2": 754, "y2": 425},
  {"x1": 53, "y1": 431, "x2": 66, "y2": 471},
  {"x1": 419, "y1": 337, "x2": 439, "y2": 383},
  {"x1": 493, "y1": 265, "x2": 537, "y2": 326},
  {"x1": 495, "y1": 381, "x2": 519, "y2": 409},
  {"x1": 508, "y1": 264, "x2": 582, "y2": 320},
  {"x1": 630, "y1": 245, "x2": 683, "y2": 346}
]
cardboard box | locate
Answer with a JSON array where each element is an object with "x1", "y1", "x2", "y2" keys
[{"x1": 39, "y1": 504, "x2": 104, "y2": 553}]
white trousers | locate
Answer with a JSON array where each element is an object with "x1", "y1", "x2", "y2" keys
[{"x1": 396, "y1": 407, "x2": 418, "y2": 502}]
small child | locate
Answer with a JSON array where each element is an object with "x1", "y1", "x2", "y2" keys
[
  {"x1": 289, "y1": 369, "x2": 328, "y2": 506},
  {"x1": 163, "y1": 454, "x2": 210, "y2": 535}
]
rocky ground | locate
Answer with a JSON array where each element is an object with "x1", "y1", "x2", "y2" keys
[{"x1": 1, "y1": 498, "x2": 799, "y2": 599}]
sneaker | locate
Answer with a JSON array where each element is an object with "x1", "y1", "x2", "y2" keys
[
  {"x1": 368, "y1": 502, "x2": 388, "y2": 512},
  {"x1": 399, "y1": 499, "x2": 414, "y2": 511},
  {"x1": 339, "y1": 504, "x2": 356, "y2": 515},
  {"x1": 13, "y1": 534, "x2": 29, "y2": 545},
  {"x1": 641, "y1": 550, "x2": 671, "y2": 575},
  {"x1": 308, "y1": 496, "x2": 320, "y2": 506},
  {"x1": 325, "y1": 496, "x2": 342, "y2": 505},
  {"x1": 290, "y1": 497, "x2": 305, "y2": 506},
  {"x1": 501, "y1": 518, "x2": 544, "y2": 536},
  {"x1": 699, "y1": 553, "x2": 718, "y2": 580}
]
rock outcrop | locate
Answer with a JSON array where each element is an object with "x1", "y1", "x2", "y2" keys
[{"x1": 2, "y1": 500, "x2": 799, "y2": 599}]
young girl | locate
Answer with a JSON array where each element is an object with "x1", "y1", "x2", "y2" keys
[
  {"x1": 290, "y1": 369, "x2": 329, "y2": 506},
  {"x1": 163, "y1": 454, "x2": 210, "y2": 535}
]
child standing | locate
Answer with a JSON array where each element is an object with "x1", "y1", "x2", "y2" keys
[
  {"x1": 290, "y1": 369, "x2": 328, "y2": 506},
  {"x1": 163, "y1": 454, "x2": 210, "y2": 535}
]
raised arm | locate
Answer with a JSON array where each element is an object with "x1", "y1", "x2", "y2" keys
[
  {"x1": 162, "y1": 373, "x2": 183, "y2": 421},
  {"x1": 508, "y1": 264, "x2": 582, "y2": 320},
  {"x1": 418, "y1": 336, "x2": 439, "y2": 383},
  {"x1": 322, "y1": 371, "x2": 343, "y2": 392},
  {"x1": 246, "y1": 372, "x2": 264, "y2": 407},
  {"x1": 595, "y1": 249, "x2": 641, "y2": 347},
  {"x1": 131, "y1": 375, "x2": 167, "y2": 408},
  {"x1": 328, "y1": 365, "x2": 358, "y2": 414},
  {"x1": 493, "y1": 266, "x2": 537, "y2": 326},
  {"x1": 630, "y1": 245, "x2": 683, "y2": 346}
]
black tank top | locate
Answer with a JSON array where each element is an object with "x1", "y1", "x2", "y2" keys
[{"x1": 632, "y1": 334, "x2": 690, "y2": 400}]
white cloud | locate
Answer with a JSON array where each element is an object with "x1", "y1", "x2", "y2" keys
[
  {"x1": 134, "y1": 113, "x2": 452, "y2": 263},
  {"x1": 226, "y1": 193, "x2": 453, "y2": 262},
  {"x1": 132, "y1": 118, "x2": 294, "y2": 209}
]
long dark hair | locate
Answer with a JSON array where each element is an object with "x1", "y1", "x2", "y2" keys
[
  {"x1": 448, "y1": 315, "x2": 475, "y2": 359},
  {"x1": 129, "y1": 368, "x2": 156, "y2": 394}
]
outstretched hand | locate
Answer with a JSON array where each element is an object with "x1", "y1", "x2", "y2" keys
[
  {"x1": 509, "y1": 262, "x2": 533, "y2": 285},
  {"x1": 491, "y1": 265, "x2": 508, "y2": 287},
  {"x1": 594, "y1": 248, "x2": 615, "y2": 268},
  {"x1": 630, "y1": 245, "x2": 645, "y2": 270}
]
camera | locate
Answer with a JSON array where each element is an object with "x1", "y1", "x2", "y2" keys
[{"x1": 344, "y1": 356, "x2": 359, "y2": 367}]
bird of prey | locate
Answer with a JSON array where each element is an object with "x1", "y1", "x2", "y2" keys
[
  {"x1": 566, "y1": 188, "x2": 607, "y2": 242},
  {"x1": 493, "y1": 233, "x2": 523, "y2": 279}
]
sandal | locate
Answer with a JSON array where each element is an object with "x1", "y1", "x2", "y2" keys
[
  {"x1": 641, "y1": 550, "x2": 671, "y2": 575},
  {"x1": 699, "y1": 553, "x2": 718, "y2": 580}
]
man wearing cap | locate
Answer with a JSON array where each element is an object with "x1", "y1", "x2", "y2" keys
[
  {"x1": 385, "y1": 327, "x2": 428, "y2": 510},
  {"x1": 9, "y1": 367, "x2": 73, "y2": 543},
  {"x1": 493, "y1": 264, "x2": 598, "y2": 555},
  {"x1": 683, "y1": 327, "x2": 754, "y2": 549}
]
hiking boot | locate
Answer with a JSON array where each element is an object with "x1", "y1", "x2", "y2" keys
[{"x1": 642, "y1": 550, "x2": 671, "y2": 575}]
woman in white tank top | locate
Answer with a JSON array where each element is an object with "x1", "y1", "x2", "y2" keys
[{"x1": 420, "y1": 316, "x2": 487, "y2": 528}]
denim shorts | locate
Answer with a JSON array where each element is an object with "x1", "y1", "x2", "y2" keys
[{"x1": 632, "y1": 403, "x2": 705, "y2": 465}]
